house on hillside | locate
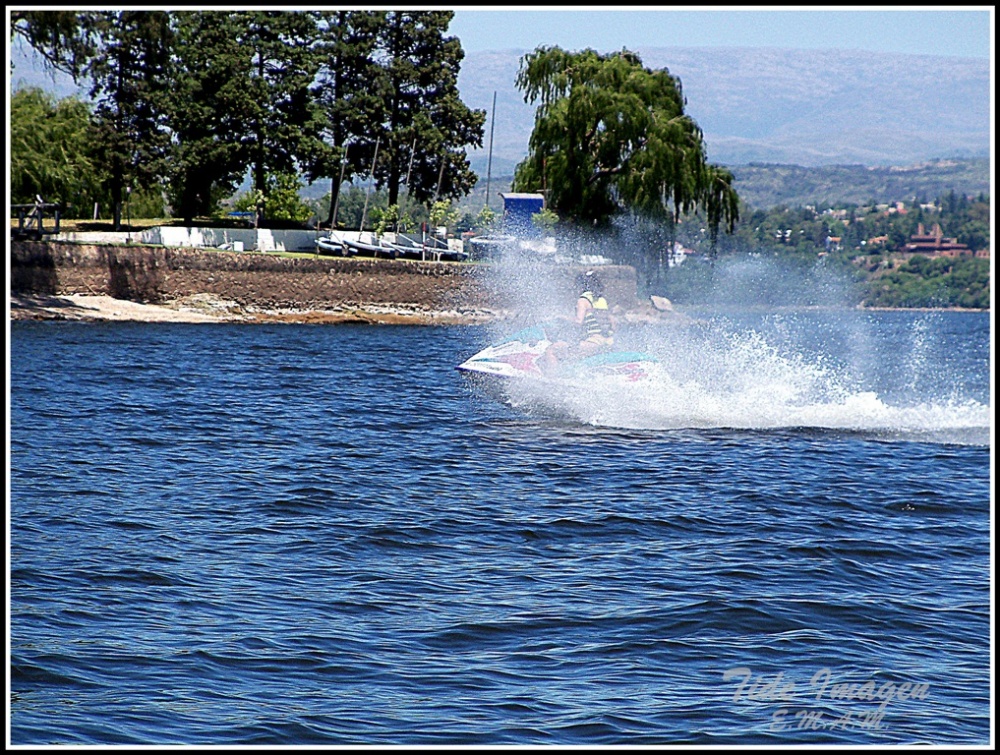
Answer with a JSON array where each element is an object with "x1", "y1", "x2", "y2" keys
[{"x1": 903, "y1": 223, "x2": 972, "y2": 257}]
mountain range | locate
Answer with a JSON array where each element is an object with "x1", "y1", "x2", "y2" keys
[{"x1": 458, "y1": 46, "x2": 990, "y2": 175}]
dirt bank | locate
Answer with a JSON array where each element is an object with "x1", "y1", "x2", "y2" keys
[{"x1": 9, "y1": 241, "x2": 682, "y2": 325}]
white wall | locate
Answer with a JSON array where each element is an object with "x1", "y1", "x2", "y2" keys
[{"x1": 54, "y1": 227, "x2": 371, "y2": 253}]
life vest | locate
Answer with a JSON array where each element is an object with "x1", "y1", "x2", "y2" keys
[{"x1": 580, "y1": 290, "x2": 612, "y2": 338}]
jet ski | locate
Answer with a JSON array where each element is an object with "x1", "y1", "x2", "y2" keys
[{"x1": 456, "y1": 322, "x2": 659, "y2": 388}]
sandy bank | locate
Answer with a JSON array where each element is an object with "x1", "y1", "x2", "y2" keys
[
  {"x1": 9, "y1": 292, "x2": 689, "y2": 327},
  {"x1": 8, "y1": 293, "x2": 509, "y2": 325}
]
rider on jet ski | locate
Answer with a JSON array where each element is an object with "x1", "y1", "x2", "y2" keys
[{"x1": 542, "y1": 270, "x2": 617, "y2": 369}]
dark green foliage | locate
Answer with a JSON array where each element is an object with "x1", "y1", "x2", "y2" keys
[
  {"x1": 87, "y1": 11, "x2": 174, "y2": 229},
  {"x1": 10, "y1": 10, "x2": 99, "y2": 81},
  {"x1": 237, "y1": 11, "x2": 324, "y2": 200},
  {"x1": 166, "y1": 12, "x2": 258, "y2": 223},
  {"x1": 375, "y1": 11, "x2": 485, "y2": 208},
  {"x1": 513, "y1": 46, "x2": 738, "y2": 242},
  {"x1": 11, "y1": 10, "x2": 483, "y2": 230},
  {"x1": 661, "y1": 192, "x2": 990, "y2": 308},
  {"x1": 862, "y1": 257, "x2": 991, "y2": 309},
  {"x1": 305, "y1": 11, "x2": 388, "y2": 226},
  {"x1": 311, "y1": 185, "x2": 387, "y2": 232}
]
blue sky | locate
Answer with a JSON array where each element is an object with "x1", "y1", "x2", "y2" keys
[{"x1": 448, "y1": 7, "x2": 993, "y2": 59}]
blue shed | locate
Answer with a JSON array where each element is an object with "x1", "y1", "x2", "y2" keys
[{"x1": 500, "y1": 192, "x2": 545, "y2": 236}]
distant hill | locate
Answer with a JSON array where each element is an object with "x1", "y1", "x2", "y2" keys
[
  {"x1": 729, "y1": 158, "x2": 991, "y2": 209},
  {"x1": 458, "y1": 46, "x2": 990, "y2": 173},
  {"x1": 447, "y1": 158, "x2": 991, "y2": 215}
]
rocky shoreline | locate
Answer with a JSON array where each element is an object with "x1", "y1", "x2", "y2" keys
[{"x1": 11, "y1": 242, "x2": 981, "y2": 325}]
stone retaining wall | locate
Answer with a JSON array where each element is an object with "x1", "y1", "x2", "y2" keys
[{"x1": 10, "y1": 242, "x2": 640, "y2": 314}]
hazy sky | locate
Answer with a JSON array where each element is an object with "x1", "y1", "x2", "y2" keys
[{"x1": 449, "y1": 7, "x2": 993, "y2": 59}]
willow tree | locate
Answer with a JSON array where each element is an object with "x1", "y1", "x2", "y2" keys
[
  {"x1": 10, "y1": 87, "x2": 105, "y2": 211},
  {"x1": 513, "y1": 46, "x2": 739, "y2": 245}
]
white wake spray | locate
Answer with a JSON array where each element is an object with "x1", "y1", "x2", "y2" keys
[
  {"x1": 473, "y1": 229, "x2": 992, "y2": 445},
  {"x1": 503, "y1": 317, "x2": 991, "y2": 445}
]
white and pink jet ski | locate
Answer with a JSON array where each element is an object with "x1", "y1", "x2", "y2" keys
[{"x1": 456, "y1": 323, "x2": 659, "y2": 386}]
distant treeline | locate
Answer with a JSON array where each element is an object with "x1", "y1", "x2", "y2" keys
[
  {"x1": 729, "y1": 159, "x2": 990, "y2": 210},
  {"x1": 661, "y1": 189, "x2": 991, "y2": 309},
  {"x1": 444, "y1": 158, "x2": 991, "y2": 226}
]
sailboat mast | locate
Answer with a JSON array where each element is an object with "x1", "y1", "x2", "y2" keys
[
  {"x1": 400, "y1": 138, "x2": 417, "y2": 232},
  {"x1": 330, "y1": 143, "x2": 349, "y2": 229},
  {"x1": 484, "y1": 90, "x2": 496, "y2": 210},
  {"x1": 359, "y1": 136, "x2": 380, "y2": 234}
]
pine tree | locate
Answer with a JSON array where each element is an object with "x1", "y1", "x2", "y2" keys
[
  {"x1": 10, "y1": 10, "x2": 99, "y2": 81},
  {"x1": 306, "y1": 10, "x2": 388, "y2": 227},
  {"x1": 166, "y1": 12, "x2": 257, "y2": 223},
  {"x1": 236, "y1": 11, "x2": 323, "y2": 215},
  {"x1": 87, "y1": 11, "x2": 174, "y2": 230},
  {"x1": 375, "y1": 11, "x2": 485, "y2": 208}
]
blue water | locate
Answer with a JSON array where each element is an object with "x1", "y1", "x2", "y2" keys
[{"x1": 8, "y1": 310, "x2": 992, "y2": 745}]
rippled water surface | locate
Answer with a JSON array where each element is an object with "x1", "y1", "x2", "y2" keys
[{"x1": 8, "y1": 310, "x2": 992, "y2": 745}]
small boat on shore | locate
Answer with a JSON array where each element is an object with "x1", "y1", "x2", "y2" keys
[
  {"x1": 387, "y1": 234, "x2": 427, "y2": 260},
  {"x1": 343, "y1": 234, "x2": 398, "y2": 259},
  {"x1": 315, "y1": 236, "x2": 354, "y2": 256},
  {"x1": 389, "y1": 233, "x2": 469, "y2": 262}
]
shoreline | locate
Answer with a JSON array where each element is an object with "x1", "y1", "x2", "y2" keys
[
  {"x1": 8, "y1": 293, "x2": 510, "y2": 325},
  {"x1": 11, "y1": 242, "x2": 989, "y2": 325},
  {"x1": 9, "y1": 293, "x2": 988, "y2": 326}
]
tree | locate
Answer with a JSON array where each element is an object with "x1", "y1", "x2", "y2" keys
[
  {"x1": 513, "y1": 46, "x2": 739, "y2": 242},
  {"x1": 306, "y1": 10, "x2": 388, "y2": 227},
  {"x1": 10, "y1": 87, "x2": 106, "y2": 213},
  {"x1": 237, "y1": 11, "x2": 324, "y2": 206},
  {"x1": 262, "y1": 172, "x2": 313, "y2": 224},
  {"x1": 165, "y1": 11, "x2": 257, "y2": 223},
  {"x1": 87, "y1": 11, "x2": 174, "y2": 230},
  {"x1": 375, "y1": 11, "x2": 485, "y2": 208},
  {"x1": 333, "y1": 185, "x2": 388, "y2": 231},
  {"x1": 10, "y1": 10, "x2": 99, "y2": 81}
]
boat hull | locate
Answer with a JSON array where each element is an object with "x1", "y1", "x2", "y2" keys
[
  {"x1": 343, "y1": 238, "x2": 397, "y2": 259},
  {"x1": 315, "y1": 237, "x2": 351, "y2": 256}
]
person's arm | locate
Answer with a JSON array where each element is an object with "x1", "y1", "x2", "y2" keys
[{"x1": 575, "y1": 296, "x2": 591, "y2": 324}]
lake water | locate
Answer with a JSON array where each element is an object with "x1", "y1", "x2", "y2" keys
[{"x1": 8, "y1": 309, "x2": 992, "y2": 745}]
